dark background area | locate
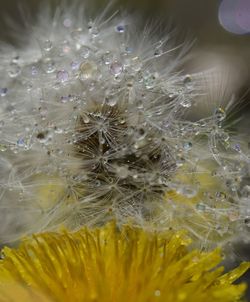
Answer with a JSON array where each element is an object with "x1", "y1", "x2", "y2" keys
[{"x1": 0, "y1": 0, "x2": 250, "y2": 300}]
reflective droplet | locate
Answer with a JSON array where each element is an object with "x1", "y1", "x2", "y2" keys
[
  {"x1": 102, "y1": 52, "x2": 113, "y2": 65},
  {"x1": 110, "y1": 61, "x2": 123, "y2": 76},
  {"x1": 183, "y1": 142, "x2": 192, "y2": 151},
  {"x1": 63, "y1": 18, "x2": 72, "y2": 28},
  {"x1": 183, "y1": 74, "x2": 193, "y2": 90},
  {"x1": 116, "y1": 166, "x2": 129, "y2": 178},
  {"x1": 80, "y1": 46, "x2": 90, "y2": 59},
  {"x1": 0, "y1": 88, "x2": 8, "y2": 97},
  {"x1": 43, "y1": 58, "x2": 56, "y2": 73},
  {"x1": 57, "y1": 70, "x2": 69, "y2": 82},
  {"x1": 79, "y1": 61, "x2": 98, "y2": 80},
  {"x1": 116, "y1": 25, "x2": 125, "y2": 33},
  {"x1": 215, "y1": 107, "x2": 226, "y2": 122},
  {"x1": 244, "y1": 218, "x2": 250, "y2": 227},
  {"x1": 154, "y1": 290, "x2": 161, "y2": 297},
  {"x1": 71, "y1": 61, "x2": 79, "y2": 70},
  {"x1": 8, "y1": 63, "x2": 21, "y2": 78},
  {"x1": 31, "y1": 66, "x2": 38, "y2": 76},
  {"x1": 196, "y1": 202, "x2": 206, "y2": 211},
  {"x1": 154, "y1": 48, "x2": 163, "y2": 57},
  {"x1": 43, "y1": 40, "x2": 52, "y2": 51},
  {"x1": 180, "y1": 99, "x2": 191, "y2": 108},
  {"x1": 0, "y1": 144, "x2": 7, "y2": 152},
  {"x1": 17, "y1": 138, "x2": 25, "y2": 147},
  {"x1": 106, "y1": 95, "x2": 117, "y2": 107}
]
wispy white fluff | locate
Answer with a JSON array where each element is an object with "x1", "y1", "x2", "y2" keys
[{"x1": 0, "y1": 2, "x2": 249, "y2": 248}]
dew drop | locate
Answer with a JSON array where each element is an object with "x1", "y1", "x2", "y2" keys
[
  {"x1": 196, "y1": 202, "x2": 206, "y2": 211},
  {"x1": 244, "y1": 218, "x2": 250, "y2": 227},
  {"x1": 183, "y1": 74, "x2": 193, "y2": 90},
  {"x1": 215, "y1": 107, "x2": 226, "y2": 122},
  {"x1": 63, "y1": 18, "x2": 72, "y2": 28},
  {"x1": 116, "y1": 166, "x2": 129, "y2": 179},
  {"x1": 43, "y1": 58, "x2": 56, "y2": 74},
  {"x1": 80, "y1": 46, "x2": 91, "y2": 59},
  {"x1": 183, "y1": 142, "x2": 192, "y2": 151},
  {"x1": 17, "y1": 138, "x2": 25, "y2": 147},
  {"x1": 0, "y1": 88, "x2": 8, "y2": 97},
  {"x1": 116, "y1": 25, "x2": 125, "y2": 33},
  {"x1": 110, "y1": 61, "x2": 123, "y2": 76},
  {"x1": 154, "y1": 290, "x2": 161, "y2": 297},
  {"x1": 43, "y1": 40, "x2": 52, "y2": 51},
  {"x1": 180, "y1": 99, "x2": 191, "y2": 108},
  {"x1": 71, "y1": 61, "x2": 79, "y2": 70},
  {"x1": 79, "y1": 61, "x2": 98, "y2": 80},
  {"x1": 102, "y1": 52, "x2": 113, "y2": 65},
  {"x1": 57, "y1": 70, "x2": 69, "y2": 82},
  {"x1": 0, "y1": 144, "x2": 7, "y2": 152},
  {"x1": 8, "y1": 63, "x2": 21, "y2": 78}
]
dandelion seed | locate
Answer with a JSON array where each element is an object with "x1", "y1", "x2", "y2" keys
[{"x1": 0, "y1": 2, "x2": 249, "y2": 248}]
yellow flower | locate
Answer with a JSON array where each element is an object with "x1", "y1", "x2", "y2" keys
[{"x1": 0, "y1": 222, "x2": 249, "y2": 302}]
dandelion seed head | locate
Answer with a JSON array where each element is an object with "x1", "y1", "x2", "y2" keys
[{"x1": 0, "y1": 2, "x2": 249, "y2": 248}]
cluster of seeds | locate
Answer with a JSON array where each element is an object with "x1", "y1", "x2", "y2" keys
[{"x1": 0, "y1": 5, "x2": 249, "y2": 247}]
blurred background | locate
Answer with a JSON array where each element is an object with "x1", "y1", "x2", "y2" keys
[{"x1": 0, "y1": 0, "x2": 250, "y2": 299}]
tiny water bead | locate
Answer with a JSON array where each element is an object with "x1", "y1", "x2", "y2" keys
[
  {"x1": 43, "y1": 40, "x2": 52, "y2": 52},
  {"x1": 63, "y1": 18, "x2": 72, "y2": 28},
  {"x1": 80, "y1": 46, "x2": 91, "y2": 59},
  {"x1": 116, "y1": 25, "x2": 125, "y2": 33},
  {"x1": 17, "y1": 138, "x2": 25, "y2": 147},
  {"x1": 43, "y1": 58, "x2": 56, "y2": 74},
  {"x1": 102, "y1": 52, "x2": 113, "y2": 65},
  {"x1": 57, "y1": 70, "x2": 69, "y2": 83},
  {"x1": 0, "y1": 88, "x2": 8, "y2": 97},
  {"x1": 183, "y1": 142, "x2": 192, "y2": 151},
  {"x1": 79, "y1": 61, "x2": 98, "y2": 80},
  {"x1": 110, "y1": 61, "x2": 123, "y2": 76},
  {"x1": 8, "y1": 63, "x2": 21, "y2": 78},
  {"x1": 215, "y1": 107, "x2": 226, "y2": 122}
]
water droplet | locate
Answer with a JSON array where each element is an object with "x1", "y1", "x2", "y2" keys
[
  {"x1": 43, "y1": 58, "x2": 56, "y2": 73},
  {"x1": 43, "y1": 40, "x2": 52, "y2": 51},
  {"x1": 79, "y1": 61, "x2": 98, "y2": 80},
  {"x1": 80, "y1": 46, "x2": 90, "y2": 59},
  {"x1": 0, "y1": 144, "x2": 7, "y2": 152},
  {"x1": 17, "y1": 138, "x2": 25, "y2": 147},
  {"x1": 143, "y1": 72, "x2": 156, "y2": 89},
  {"x1": 196, "y1": 202, "x2": 206, "y2": 211},
  {"x1": 183, "y1": 142, "x2": 192, "y2": 151},
  {"x1": 102, "y1": 52, "x2": 113, "y2": 65},
  {"x1": 116, "y1": 166, "x2": 129, "y2": 178},
  {"x1": 234, "y1": 143, "x2": 241, "y2": 152},
  {"x1": 91, "y1": 27, "x2": 100, "y2": 37},
  {"x1": 110, "y1": 61, "x2": 123, "y2": 76},
  {"x1": 154, "y1": 48, "x2": 163, "y2": 57},
  {"x1": 0, "y1": 88, "x2": 8, "y2": 97},
  {"x1": 31, "y1": 66, "x2": 38, "y2": 76},
  {"x1": 154, "y1": 290, "x2": 161, "y2": 297},
  {"x1": 183, "y1": 74, "x2": 193, "y2": 90},
  {"x1": 215, "y1": 107, "x2": 226, "y2": 122},
  {"x1": 116, "y1": 25, "x2": 125, "y2": 33},
  {"x1": 8, "y1": 63, "x2": 21, "y2": 78},
  {"x1": 106, "y1": 95, "x2": 117, "y2": 107},
  {"x1": 63, "y1": 18, "x2": 72, "y2": 28},
  {"x1": 244, "y1": 218, "x2": 250, "y2": 227},
  {"x1": 71, "y1": 61, "x2": 79, "y2": 70},
  {"x1": 215, "y1": 191, "x2": 226, "y2": 201},
  {"x1": 180, "y1": 99, "x2": 192, "y2": 108},
  {"x1": 57, "y1": 70, "x2": 69, "y2": 82}
]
